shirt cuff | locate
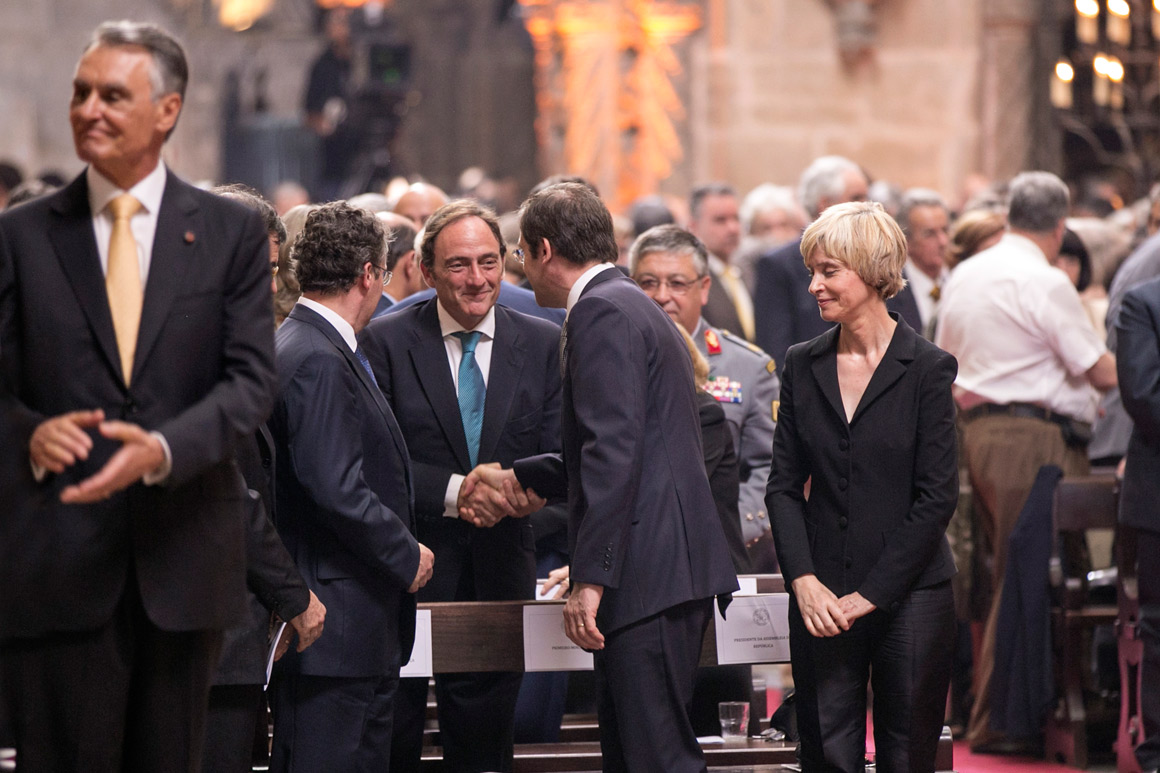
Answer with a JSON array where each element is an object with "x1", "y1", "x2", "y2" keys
[
  {"x1": 31, "y1": 460, "x2": 48, "y2": 483},
  {"x1": 443, "y1": 473, "x2": 466, "y2": 518},
  {"x1": 142, "y1": 431, "x2": 173, "y2": 486}
]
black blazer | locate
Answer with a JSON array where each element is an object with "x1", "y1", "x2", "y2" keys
[
  {"x1": 698, "y1": 392, "x2": 749, "y2": 574},
  {"x1": 269, "y1": 304, "x2": 420, "y2": 677},
  {"x1": 214, "y1": 426, "x2": 310, "y2": 685},
  {"x1": 765, "y1": 315, "x2": 958, "y2": 610},
  {"x1": 1117, "y1": 275, "x2": 1160, "y2": 534},
  {"x1": 359, "y1": 299, "x2": 563, "y2": 601},
  {"x1": 0, "y1": 170, "x2": 276, "y2": 638},
  {"x1": 514, "y1": 268, "x2": 738, "y2": 634}
]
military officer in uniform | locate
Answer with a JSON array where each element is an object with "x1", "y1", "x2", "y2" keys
[{"x1": 630, "y1": 225, "x2": 779, "y2": 570}]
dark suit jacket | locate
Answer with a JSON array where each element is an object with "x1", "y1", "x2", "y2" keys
[
  {"x1": 1117, "y1": 275, "x2": 1160, "y2": 534},
  {"x1": 753, "y1": 238, "x2": 924, "y2": 369},
  {"x1": 889, "y1": 274, "x2": 923, "y2": 337},
  {"x1": 214, "y1": 426, "x2": 310, "y2": 685},
  {"x1": 269, "y1": 304, "x2": 420, "y2": 677},
  {"x1": 372, "y1": 292, "x2": 395, "y2": 320},
  {"x1": 514, "y1": 268, "x2": 738, "y2": 634},
  {"x1": 387, "y1": 282, "x2": 566, "y2": 325},
  {"x1": 765, "y1": 315, "x2": 958, "y2": 610},
  {"x1": 0, "y1": 170, "x2": 276, "y2": 639},
  {"x1": 359, "y1": 299, "x2": 563, "y2": 602},
  {"x1": 703, "y1": 264, "x2": 745, "y2": 336},
  {"x1": 698, "y1": 392, "x2": 749, "y2": 574}
]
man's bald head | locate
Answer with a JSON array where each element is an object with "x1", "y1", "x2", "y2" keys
[{"x1": 392, "y1": 183, "x2": 449, "y2": 228}]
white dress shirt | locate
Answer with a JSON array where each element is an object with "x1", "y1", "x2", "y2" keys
[
  {"x1": 935, "y1": 233, "x2": 1106, "y2": 423},
  {"x1": 440, "y1": 302, "x2": 497, "y2": 517},
  {"x1": 567, "y1": 262, "x2": 620, "y2": 316},
  {"x1": 297, "y1": 296, "x2": 359, "y2": 353},
  {"x1": 87, "y1": 162, "x2": 166, "y2": 284}
]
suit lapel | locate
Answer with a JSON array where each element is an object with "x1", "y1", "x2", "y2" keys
[
  {"x1": 808, "y1": 327, "x2": 846, "y2": 425},
  {"x1": 410, "y1": 301, "x2": 472, "y2": 470},
  {"x1": 48, "y1": 175, "x2": 123, "y2": 384},
  {"x1": 849, "y1": 315, "x2": 915, "y2": 425},
  {"x1": 479, "y1": 307, "x2": 522, "y2": 464},
  {"x1": 132, "y1": 173, "x2": 199, "y2": 384}
]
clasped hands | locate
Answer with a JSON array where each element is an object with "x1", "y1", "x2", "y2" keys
[
  {"x1": 456, "y1": 463, "x2": 544, "y2": 527},
  {"x1": 790, "y1": 574, "x2": 876, "y2": 638},
  {"x1": 29, "y1": 409, "x2": 165, "y2": 503}
]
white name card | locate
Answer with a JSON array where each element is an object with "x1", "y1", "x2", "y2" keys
[
  {"x1": 522, "y1": 604, "x2": 594, "y2": 672},
  {"x1": 400, "y1": 609, "x2": 433, "y2": 678},
  {"x1": 714, "y1": 593, "x2": 791, "y2": 664}
]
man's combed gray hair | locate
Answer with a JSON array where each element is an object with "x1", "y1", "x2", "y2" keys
[
  {"x1": 739, "y1": 184, "x2": 799, "y2": 235},
  {"x1": 895, "y1": 188, "x2": 947, "y2": 237},
  {"x1": 798, "y1": 156, "x2": 862, "y2": 220},
  {"x1": 1007, "y1": 171, "x2": 1069, "y2": 234},
  {"x1": 628, "y1": 225, "x2": 710, "y2": 277},
  {"x1": 86, "y1": 21, "x2": 188, "y2": 101}
]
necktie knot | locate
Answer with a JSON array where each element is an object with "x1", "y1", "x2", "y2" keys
[
  {"x1": 452, "y1": 330, "x2": 483, "y2": 354},
  {"x1": 109, "y1": 193, "x2": 141, "y2": 222}
]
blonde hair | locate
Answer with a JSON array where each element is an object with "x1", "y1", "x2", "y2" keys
[
  {"x1": 675, "y1": 323, "x2": 710, "y2": 389},
  {"x1": 946, "y1": 209, "x2": 1006, "y2": 269},
  {"x1": 799, "y1": 201, "x2": 907, "y2": 299}
]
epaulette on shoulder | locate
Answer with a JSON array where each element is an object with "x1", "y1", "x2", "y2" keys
[{"x1": 720, "y1": 329, "x2": 772, "y2": 361}]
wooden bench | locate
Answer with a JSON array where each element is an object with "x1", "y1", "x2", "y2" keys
[
  {"x1": 1045, "y1": 475, "x2": 1121, "y2": 768},
  {"x1": 414, "y1": 575, "x2": 953, "y2": 771}
]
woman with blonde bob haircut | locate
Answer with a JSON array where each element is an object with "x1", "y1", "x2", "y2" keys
[
  {"x1": 767, "y1": 200, "x2": 960, "y2": 770},
  {"x1": 799, "y1": 200, "x2": 908, "y2": 300}
]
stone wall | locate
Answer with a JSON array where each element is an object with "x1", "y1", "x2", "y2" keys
[
  {"x1": 0, "y1": 0, "x2": 1045, "y2": 206},
  {"x1": 680, "y1": 0, "x2": 1042, "y2": 203}
]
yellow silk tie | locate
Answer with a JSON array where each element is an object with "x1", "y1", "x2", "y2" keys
[
  {"x1": 106, "y1": 193, "x2": 143, "y2": 385},
  {"x1": 720, "y1": 266, "x2": 756, "y2": 342}
]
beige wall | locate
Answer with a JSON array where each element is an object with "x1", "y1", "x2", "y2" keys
[{"x1": 679, "y1": 0, "x2": 1012, "y2": 203}]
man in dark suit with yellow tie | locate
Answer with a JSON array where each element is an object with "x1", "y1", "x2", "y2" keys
[{"x1": 0, "y1": 21, "x2": 276, "y2": 769}]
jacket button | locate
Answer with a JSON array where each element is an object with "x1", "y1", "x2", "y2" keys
[
  {"x1": 839, "y1": 477, "x2": 848, "y2": 490},
  {"x1": 248, "y1": 489, "x2": 261, "y2": 500},
  {"x1": 745, "y1": 513, "x2": 755, "y2": 521},
  {"x1": 839, "y1": 516, "x2": 848, "y2": 529},
  {"x1": 845, "y1": 557, "x2": 853, "y2": 568},
  {"x1": 839, "y1": 438, "x2": 849, "y2": 451}
]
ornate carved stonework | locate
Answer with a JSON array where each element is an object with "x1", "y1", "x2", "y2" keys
[{"x1": 519, "y1": 0, "x2": 700, "y2": 209}]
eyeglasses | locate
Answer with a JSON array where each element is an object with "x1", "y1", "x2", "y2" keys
[
  {"x1": 512, "y1": 248, "x2": 525, "y2": 265},
  {"x1": 370, "y1": 263, "x2": 393, "y2": 287},
  {"x1": 636, "y1": 276, "x2": 702, "y2": 295}
]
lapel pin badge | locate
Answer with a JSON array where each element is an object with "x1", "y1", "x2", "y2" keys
[{"x1": 184, "y1": 231, "x2": 196, "y2": 244}]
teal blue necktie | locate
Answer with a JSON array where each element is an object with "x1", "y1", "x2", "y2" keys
[{"x1": 452, "y1": 331, "x2": 485, "y2": 467}]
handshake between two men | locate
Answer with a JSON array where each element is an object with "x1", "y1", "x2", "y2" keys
[{"x1": 456, "y1": 462, "x2": 544, "y2": 527}]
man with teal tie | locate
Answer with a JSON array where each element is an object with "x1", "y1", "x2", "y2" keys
[{"x1": 360, "y1": 200, "x2": 563, "y2": 772}]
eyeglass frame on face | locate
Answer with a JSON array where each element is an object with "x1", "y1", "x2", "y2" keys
[
  {"x1": 634, "y1": 273, "x2": 706, "y2": 296},
  {"x1": 511, "y1": 247, "x2": 525, "y2": 266},
  {"x1": 368, "y1": 262, "x2": 393, "y2": 287}
]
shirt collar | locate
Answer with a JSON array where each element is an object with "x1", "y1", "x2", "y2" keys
[
  {"x1": 297, "y1": 296, "x2": 358, "y2": 353},
  {"x1": 999, "y1": 232, "x2": 1049, "y2": 264},
  {"x1": 904, "y1": 259, "x2": 949, "y2": 287},
  {"x1": 566, "y1": 263, "x2": 618, "y2": 317},
  {"x1": 86, "y1": 160, "x2": 167, "y2": 219},
  {"x1": 436, "y1": 299, "x2": 496, "y2": 340}
]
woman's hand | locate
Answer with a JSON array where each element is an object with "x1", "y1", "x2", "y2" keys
[
  {"x1": 791, "y1": 574, "x2": 849, "y2": 637},
  {"x1": 836, "y1": 591, "x2": 876, "y2": 624}
]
